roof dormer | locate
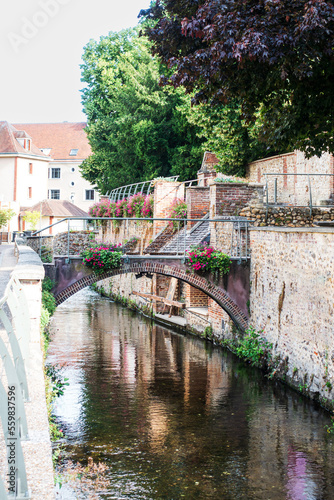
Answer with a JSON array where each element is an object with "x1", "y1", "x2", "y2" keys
[{"x1": 14, "y1": 130, "x2": 32, "y2": 151}]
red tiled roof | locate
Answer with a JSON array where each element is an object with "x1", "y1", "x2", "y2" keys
[
  {"x1": 21, "y1": 199, "x2": 88, "y2": 217},
  {"x1": 13, "y1": 122, "x2": 91, "y2": 160},
  {"x1": 0, "y1": 121, "x2": 47, "y2": 157}
]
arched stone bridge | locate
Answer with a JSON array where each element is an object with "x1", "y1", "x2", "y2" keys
[{"x1": 50, "y1": 256, "x2": 250, "y2": 332}]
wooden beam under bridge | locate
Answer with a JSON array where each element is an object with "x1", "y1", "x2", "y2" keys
[{"x1": 132, "y1": 291, "x2": 185, "y2": 309}]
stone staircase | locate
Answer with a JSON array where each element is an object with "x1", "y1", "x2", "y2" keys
[{"x1": 158, "y1": 215, "x2": 210, "y2": 255}]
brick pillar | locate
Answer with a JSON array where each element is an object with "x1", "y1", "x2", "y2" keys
[
  {"x1": 186, "y1": 186, "x2": 210, "y2": 227},
  {"x1": 153, "y1": 181, "x2": 185, "y2": 235}
]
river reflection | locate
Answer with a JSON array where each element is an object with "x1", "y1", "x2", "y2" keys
[{"x1": 49, "y1": 289, "x2": 334, "y2": 499}]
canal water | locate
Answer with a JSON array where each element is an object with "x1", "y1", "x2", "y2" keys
[{"x1": 49, "y1": 289, "x2": 334, "y2": 499}]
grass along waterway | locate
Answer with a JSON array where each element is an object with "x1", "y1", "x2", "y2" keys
[{"x1": 49, "y1": 288, "x2": 334, "y2": 499}]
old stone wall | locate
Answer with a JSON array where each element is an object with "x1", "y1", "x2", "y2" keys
[
  {"x1": 95, "y1": 273, "x2": 153, "y2": 308},
  {"x1": 102, "y1": 220, "x2": 153, "y2": 252},
  {"x1": 249, "y1": 227, "x2": 334, "y2": 402},
  {"x1": 247, "y1": 151, "x2": 334, "y2": 206},
  {"x1": 239, "y1": 205, "x2": 334, "y2": 227},
  {"x1": 25, "y1": 235, "x2": 53, "y2": 254},
  {"x1": 53, "y1": 231, "x2": 96, "y2": 255}
]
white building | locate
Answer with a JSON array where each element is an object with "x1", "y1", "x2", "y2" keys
[
  {"x1": 13, "y1": 122, "x2": 99, "y2": 212},
  {"x1": 0, "y1": 121, "x2": 49, "y2": 232}
]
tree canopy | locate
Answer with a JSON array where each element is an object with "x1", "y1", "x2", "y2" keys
[
  {"x1": 80, "y1": 28, "x2": 204, "y2": 192},
  {"x1": 140, "y1": 0, "x2": 334, "y2": 157}
]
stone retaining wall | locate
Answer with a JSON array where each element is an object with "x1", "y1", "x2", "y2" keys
[
  {"x1": 102, "y1": 220, "x2": 153, "y2": 253},
  {"x1": 249, "y1": 227, "x2": 334, "y2": 403},
  {"x1": 247, "y1": 151, "x2": 334, "y2": 205},
  {"x1": 239, "y1": 205, "x2": 334, "y2": 227},
  {"x1": 53, "y1": 231, "x2": 96, "y2": 255}
]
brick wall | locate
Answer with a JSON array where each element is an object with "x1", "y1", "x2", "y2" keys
[
  {"x1": 210, "y1": 183, "x2": 263, "y2": 218},
  {"x1": 185, "y1": 284, "x2": 209, "y2": 308},
  {"x1": 197, "y1": 171, "x2": 217, "y2": 187},
  {"x1": 186, "y1": 186, "x2": 210, "y2": 227},
  {"x1": 208, "y1": 298, "x2": 232, "y2": 335}
]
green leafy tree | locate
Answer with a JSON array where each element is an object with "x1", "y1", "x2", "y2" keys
[
  {"x1": 140, "y1": 0, "x2": 334, "y2": 157},
  {"x1": 0, "y1": 209, "x2": 16, "y2": 229},
  {"x1": 185, "y1": 100, "x2": 277, "y2": 176},
  {"x1": 80, "y1": 28, "x2": 204, "y2": 192},
  {"x1": 22, "y1": 210, "x2": 40, "y2": 230}
]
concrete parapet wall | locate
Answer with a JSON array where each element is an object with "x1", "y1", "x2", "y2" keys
[
  {"x1": 0, "y1": 244, "x2": 54, "y2": 498},
  {"x1": 249, "y1": 227, "x2": 334, "y2": 401}
]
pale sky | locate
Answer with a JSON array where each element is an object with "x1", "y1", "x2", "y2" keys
[{"x1": 0, "y1": 0, "x2": 151, "y2": 124}]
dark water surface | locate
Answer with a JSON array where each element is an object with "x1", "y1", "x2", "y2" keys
[{"x1": 49, "y1": 289, "x2": 334, "y2": 499}]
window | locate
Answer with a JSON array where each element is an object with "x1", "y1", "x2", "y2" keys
[
  {"x1": 71, "y1": 167, "x2": 75, "y2": 172},
  {"x1": 85, "y1": 189, "x2": 95, "y2": 201},
  {"x1": 70, "y1": 181, "x2": 75, "y2": 186},
  {"x1": 50, "y1": 167, "x2": 61, "y2": 179},
  {"x1": 69, "y1": 149, "x2": 78, "y2": 156},
  {"x1": 40, "y1": 148, "x2": 51, "y2": 155},
  {"x1": 29, "y1": 163, "x2": 33, "y2": 174},
  {"x1": 49, "y1": 190, "x2": 60, "y2": 200},
  {"x1": 28, "y1": 187, "x2": 32, "y2": 198}
]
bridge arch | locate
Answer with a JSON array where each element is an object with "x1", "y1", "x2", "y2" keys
[{"x1": 54, "y1": 261, "x2": 249, "y2": 332}]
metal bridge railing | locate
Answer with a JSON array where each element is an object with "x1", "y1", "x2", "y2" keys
[
  {"x1": 106, "y1": 176, "x2": 180, "y2": 202},
  {"x1": 265, "y1": 173, "x2": 334, "y2": 217},
  {"x1": 0, "y1": 276, "x2": 31, "y2": 498},
  {"x1": 106, "y1": 177, "x2": 200, "y2": 202},
  {"x1": 28, "y1": 215, "x2": 250, "y2": 263}
]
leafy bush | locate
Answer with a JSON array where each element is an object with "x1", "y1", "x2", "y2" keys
[
  {"x1": 235, "y1": 327, "x2": 273, "y2": 368},
  {"x1": 141, "y1": 195, "x2": 154, "y2": 218},
  {"x1": 88, "y1": 199, "x2": 113, "y2": 218},
  {"x1": 41, "y1": 246, "x2": 53, "y2": 263},
  {"x1": 22, "y1": 210, "x2": 41, "y2": 230},
  {"x1": 89, "y1": 194, "x2": 154, "y2": 220},
  {"x1": 168, "y1": 198, "x2": 187, "y2": 230},
  {"x1": 0, "y1": 208, "x2": 16, "y2": 229},
  {"x1": 187, "y1": 243, "x2": 231, "y2": 275},
  {"x1": 114, "y1": 198, "x2": 128, "y2": 217},
  {"x1": 42, "y1": 290, "x2": 56, "y2": 316},
  {"x1": 126, "y1": 193, "x2": 146, "y2": 217},
  {"x1": 82, "y1": 243, "x2": 123, "y2": 274},
  {"x1": 42, "y1": 277, "x2": 56, "y2": 293}
]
